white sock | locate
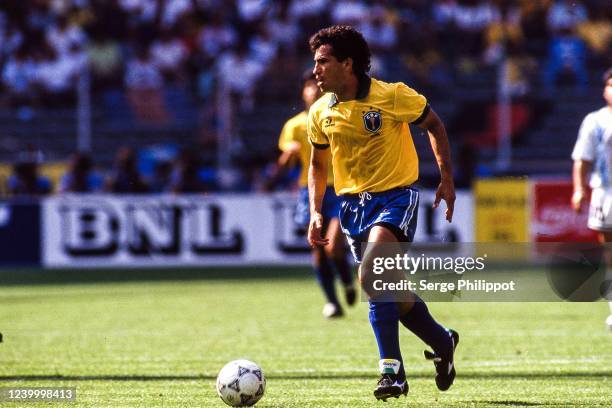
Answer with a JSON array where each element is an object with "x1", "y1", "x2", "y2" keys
[{"x1": 379, "y1": 359, "x2": 401, "y2": 375}]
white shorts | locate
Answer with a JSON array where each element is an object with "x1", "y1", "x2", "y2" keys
[{"x1": 588, "y1": 188, "x2": 612, "y2": 231}]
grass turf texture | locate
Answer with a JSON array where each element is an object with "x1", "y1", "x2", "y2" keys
[{"x1": 0, "y1": 268, "x2": 610, "y2": 407}]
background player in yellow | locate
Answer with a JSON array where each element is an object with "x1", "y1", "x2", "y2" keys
[
  {"x1": 306, "y1": 26, "x2": 457, "y2": 401},
  {"x1": 267, "y1": 72, "x2": 355, "y2": 319}
]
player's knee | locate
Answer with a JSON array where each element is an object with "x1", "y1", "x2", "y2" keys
[
  {"x1": 396, "y1": 300, "x2": 416, "y2": 316},
  {"x1": 324, "y1": 243, "x2": 343, "y2": 259}
]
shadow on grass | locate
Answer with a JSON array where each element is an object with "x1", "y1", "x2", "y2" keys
[
  {"x1": 1, "y1": 370, "x2": 610, "y2": 382},
  {"x1": 0, "y1": 266, "x2": 312, "y2": 286}
]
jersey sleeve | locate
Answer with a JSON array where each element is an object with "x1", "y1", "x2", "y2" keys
[
  {"x1": 307, "y1": 108, "x2": 329, "y2": 149},
  {"x1": 394, "y1": 83, "x2": 428, "y2": 124},
  {"x1": 278, "y1": 120, "x2": 295, "y2": 152},
  {"x1": 571, "y1": 113, "x2": 597, "y2": 161}
]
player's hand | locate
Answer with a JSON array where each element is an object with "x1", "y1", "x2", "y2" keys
[
  {"x1": 571, "y1": 189, "x2": 586, "y2": 213},
  {"x1": 308, "y1": 212, "x2": 329, "y2": 247},
  {"x1": 433, "y1": 178, "x2": 456, "y2": 222}
]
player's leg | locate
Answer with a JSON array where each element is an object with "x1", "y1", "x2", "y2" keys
[
  {"x1": 365, "y1": 187, "x2": 457, "y2": 392},
  {"x1": 398, "y1": 293, "x2": 458, "y2": 391},
  {"x1": 590, "y1": 188, "x2": 612, "y2": 330},
  {"x1": 324, "y1": 217, "x2": 356, "y2": 306},
  {"x1": 295, "y1": 187, "x2": 342, "y2": 318},
  {"x1": 312, "y1": 244, "x2": 343, "y2": 319},
  {"x1": 362, "y1": 225, "x2": 408, "y2": 400},
  {"x1": 597, "y1": 231, "x2": 612, "y2": 330}
]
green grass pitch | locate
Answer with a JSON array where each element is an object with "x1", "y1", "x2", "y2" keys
[{"x1": 0, "y1": 268, "x2": 610, "y2": 407}]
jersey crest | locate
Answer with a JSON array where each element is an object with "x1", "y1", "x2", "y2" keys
[{"x1": 363, "y1": 111, "x2": 382, "y2": 133}]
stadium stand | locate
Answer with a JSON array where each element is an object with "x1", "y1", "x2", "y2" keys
[{"x1": 0, "y1": 0, "x2": 610, "y2": 194}]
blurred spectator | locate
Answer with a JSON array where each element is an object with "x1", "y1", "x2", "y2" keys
[
  {"x1": 502, "y1": 42, "x2": 538, "y2": 98},
  {"x1": 105, "y1": 147, "x2": 149, "y2": 193},
  {"x1": 236, "y1": 0, "x2": 271, "y2": 24},
  {"x1": 0, "y1": 0, "x2": 611, "y2": 194},
  {"x1": 27, "y1": 1, "x2": 55, "y2": 32},
  {"x1": 2, "y1": 45, "x2": 36, "y2": 107},
  {"x1": 288, "y1": 0, "x2": 330, "y2": 44},
  {"x1": 331, "y1": 0, "x2": 369, "y2": 25},
  {"x1": 124, "y1": 45, "x2": 169, "y2": 123},
  {"x1": 542, "y1": 27, "x2": 588, "y2": 92},
  {"x1": 59, "y1": 152, "x2": 104, "y2": 193},
  {"x1": 432, "y1": 0, "x2": 457, "y2": 26},
  {"x1": 266, "y1": 2, "x2": 299, "y2": 55},
  {"x1": 169, "y1": 148, "x2": 207, "y2": 193},
  {"x1": 576, "y1": 4, "x2": 612, "y2": 68},
  {"x1": 45, "y1": 13, "x2": 86, "y2": 57},
  {"x1": 546, "y1": 0, "x2": 587, "y2": 33},
  {"x1": 150, "y1": 27, "x2": 189, "y2": 82},
  {"x1": 358, "y1": 5, "x2": 397, "y2": 53},
  {"x1": 483, "y1": 1, "x2": 523, "y2": 65},
  {"x1": 87, "y1": 0, "x2": 128, "y2": 41},
  {"x1": 118, "y1": 0, "x2": 157, "y2": 26},
  {"x1": 32, "y1": 42, "x2": 86, "y2": 107},
  {"x1": 87, "y1": 29, "x2": 123, "y2": 91},
  {"x1": 452, "y1": 0, "x2": 498, "y2": 72},
  {"x1": 402, "y1": 39, "x2": 451, "y2": 91},
  {"x1": 7, "y1": 150, "x2": 51, "y2": 197},
  {"x1": 249, "y1": 22, "x2": 278, "y2": 65},
  {"x1": 519, "y1": 0, "x2": 550, "y2": 58},
  {"x1": 397, "y1": 8, "x2": 451, "y2": 89},
  {"x1": 216, "y1": 42, "x2": 264, "y2": 112},
  {"x1": 288, "y1": 0, "x2": 328, "y2": 22},
  {"x1": 197, "y1": 12, "x2": 238, "y2": 60},
  {"x1": 0, "y1": 20, "x2": 24, "y2": 61},
  {"x1": 159, "y1": 0, "x2": 194, "y2": 29}
]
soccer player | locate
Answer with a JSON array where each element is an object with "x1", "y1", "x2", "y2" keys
[
  {"x1": 571, "y1": 67, "x2": 612, "y2": 330},
  {"x1": 270, "y1": 71, "x2": 356, "y2": 318},
  {"x1": 306, "y1": 26, "x2": 458, "y2": 400}
]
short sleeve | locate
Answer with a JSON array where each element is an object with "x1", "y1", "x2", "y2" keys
[
  {"x1": 571, "y1": 113, "x2": 597, "y2": 161},
  {"x1": 278, "y1": 121, "x2": 296, "y2": 152},
  {"x1": 307, "y1": 108, "x2": 329, "y2": 148},
  {"x1": 394, "y1": 83, "x2": 428, "y2": 124}
]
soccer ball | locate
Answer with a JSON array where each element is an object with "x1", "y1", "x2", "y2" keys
[{"x1": 216, "y1": 360, "x2": 265, "y2": 407}]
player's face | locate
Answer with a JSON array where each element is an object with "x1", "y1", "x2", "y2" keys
[
  {"x1": 302, "y1": 81, "x2": 320, "y2": 110},
  {"x1": 312, "y1": 44, "x2": 348, "y2": 94},
  {"x1": 604, "y1": 78, "x2": 612, "y2": 107}
]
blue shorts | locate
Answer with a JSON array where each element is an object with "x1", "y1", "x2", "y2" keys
[
  {"x1": 339, "y1": 186, "x2": 419, "y2": 263},
  {"x1": 294, "y1": 186, "x2": 341, "y2": 227}
]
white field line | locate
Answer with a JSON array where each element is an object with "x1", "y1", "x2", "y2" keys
[{"x1": 266, "y1": 357, "x2": 610, "y2": 374}]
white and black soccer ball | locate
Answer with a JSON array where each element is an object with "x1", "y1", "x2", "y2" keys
[{"x1": 216, "y1": 359, "x2": 265, "y2": 407}]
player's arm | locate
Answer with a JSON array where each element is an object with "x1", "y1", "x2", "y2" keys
[
  {"x1": 277, "y1": 142, "x2": 300, "y2": 169},
  {"x1": 417, "y1": 108, "x2": 455, "y2": 222},
  {"x1": 571, "y1": 114, "x2": 596, "y2": 213},
  {"x1": 571, "y1": 159, "x2": 592, "y2": 213},
  {"x1": 264, "y1": 142, "x2": 300, "y2": 191},
  {"x1": 308, "y1": 146, "x2": 330, "y2": 247}
]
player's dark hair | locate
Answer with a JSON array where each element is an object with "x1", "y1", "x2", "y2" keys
[
  {"x1": 603, "y1": 67, "x2": 612, "y2": 84},
  {"x1": 309, "y1": 25, "x2": 371, "y2": 77}
]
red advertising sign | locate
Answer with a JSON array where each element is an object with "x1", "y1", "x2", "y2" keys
[{"x1": 532, "y1": 180, "x2": 598, "y2": 242}]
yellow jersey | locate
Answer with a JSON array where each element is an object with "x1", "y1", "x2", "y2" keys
[
  {"x1": 307, "y1": 77, "x2": 428, "y2": 195},
  {"x1": 278, "y1": 110, "x2": 334, "y2": 187}
]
